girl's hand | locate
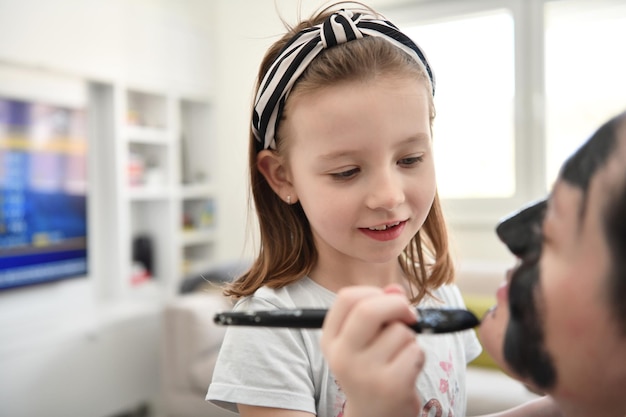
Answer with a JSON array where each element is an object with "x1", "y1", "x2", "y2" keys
[{"x1": 320, "y1": 284, "x2": 424, "y2": 417}]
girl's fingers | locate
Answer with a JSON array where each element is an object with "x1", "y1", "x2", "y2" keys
[
  {"x1": 321, "y1": 285, "x2": 425, "y2": 417},
  {"x1": 383, "y1": 283, "x2": 406, "y2": 295},
  {"x1": 322, "y1": 286, "x2": 387, "y2": 362},
  {"x1": 386, "y1": 339, "x2": 425, "y2": 412},
  {"x1": 321, "y1": 286, "x2": 384, "y2": 342},
  {"x1": 338, "y1": 290, "x2": 417, "y2": 350},
  {"x1": 366, "y1": 320, "x2": 418, "y2": 365},
  {"x1": 388, "y1": 329, "x2": 425, "y2": 374},
  {"x1": 322, "y1": 285, "x2": 417, "y2": 356}
]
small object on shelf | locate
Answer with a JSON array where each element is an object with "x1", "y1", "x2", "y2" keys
[
  {"x1": 182, "y1": 213, "x2": 194, "y2": 230},
  {"x1": 182, "y1": 199, "x2": 216, "y2": 230},
  {"x1": 132, "y1": 234, "x2": 154, "y2": 277},
  {"x1": 130, "y1": 261, "x2": 151, "y2": 286},
  {"x1": 126, "y1": 90, "x2": 166, "y2": 128},
  {"x1": 128, "y1": 152, "x2": 145, "y2": 186},
  {"x1": 127, "y1": 109, "x2": 141, "y2": 126},
  {"x1": 144, "y1": 160, "x2": 164, "y2": 188},
  {"x1": 199, "y1": 199, "x2": 215, "y2": 229}
]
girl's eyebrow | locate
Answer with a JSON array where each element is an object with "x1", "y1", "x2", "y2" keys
[
  {"x1": 317, "y1": 149, "x2": 354, "y2": 161},
  {"x1": 317, "y1": 134, "x2": 430, "y2": 161}
]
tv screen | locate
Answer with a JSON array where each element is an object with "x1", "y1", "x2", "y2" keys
[{"x1": 0, "y1": 97, "x2": 88, "y2": 290}]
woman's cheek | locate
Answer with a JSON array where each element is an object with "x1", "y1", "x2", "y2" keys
[
  {"x1": 479, "y1": 312, "x2": 539, "y2": 386},
  {"x1": 478, "y1": 309, "x2": 509, "y2": 368}
]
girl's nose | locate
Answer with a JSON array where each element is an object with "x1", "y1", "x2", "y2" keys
[{"x1": 365, "y1": 171, "x2": 405, "y2": 211}]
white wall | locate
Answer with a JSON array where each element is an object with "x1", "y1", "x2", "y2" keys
[{"x1": 0, "y1": 0, "x2": 215, "y2": 92}]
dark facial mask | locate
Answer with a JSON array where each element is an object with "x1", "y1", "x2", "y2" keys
[{"x1": 496, "y1": 200, "x2": 556, "y2": 389}]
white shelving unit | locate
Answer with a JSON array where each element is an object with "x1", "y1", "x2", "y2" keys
[
  {"x1": 178, "y1": 98, "x2": 218, "y2": 281},
  {"x1": 90, "y1": 83, "x2": 217, "y2": 302}
]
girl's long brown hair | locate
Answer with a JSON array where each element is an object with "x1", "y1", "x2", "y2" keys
[{"x1": 224, "y1": 2, "x2": 454, "y2": 303}]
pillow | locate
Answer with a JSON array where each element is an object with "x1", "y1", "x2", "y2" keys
[{"x1": 463, "y1": 294, "x2": 502, "y2": 371}]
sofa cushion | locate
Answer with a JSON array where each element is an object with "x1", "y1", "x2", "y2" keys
[
  {"x1": 190, "y1": 348, "x2": 221, "y2": 394},
  {"x1": 163, "y1": 291, "x2": 233, "y2": 390},
  {"x1": 463, "y1": 294, "x2": 501, "y2": 370}
]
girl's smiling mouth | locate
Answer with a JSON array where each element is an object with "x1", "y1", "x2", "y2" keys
[{"x1": 359, "y1": 220, "x2": 407, "y2": 241}]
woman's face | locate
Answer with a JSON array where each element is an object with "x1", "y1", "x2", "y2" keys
[{"x1": 479, "y1": 116, "x2": 626, "y2": 412}]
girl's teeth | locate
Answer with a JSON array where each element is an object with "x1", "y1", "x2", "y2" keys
[{"x1": 369, "y1": 221, "x2": 400, "y2": 231}]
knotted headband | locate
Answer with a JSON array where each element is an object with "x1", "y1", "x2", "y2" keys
[{"x1": 252, "y1": 9, "x2": 435, "y2": 151}]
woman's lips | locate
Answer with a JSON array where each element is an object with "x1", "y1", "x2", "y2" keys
[
  {"x1": 483, "y1": 268, "x2": 514, "y2": 321},
  {"x1": 496, "y1": 268, "x2": 515, "y2": 305},
  {"x1": 496, "y1": 280, "x2": 509, "y2": 304}
]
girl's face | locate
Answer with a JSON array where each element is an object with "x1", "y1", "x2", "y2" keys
[
  {"x1": 283, "y1": 76, "x2": 435, "y2": 279},
  {"x1": 479, "y1": 127, "x2": 626, "y2": 412}
]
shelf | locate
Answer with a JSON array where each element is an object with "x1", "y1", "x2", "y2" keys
[
  {"x1": 123, "y1": 125, "x2": 170, "y2": 144},
  {"x1": 125, "y1": 280, "x2": 164, "y2": 303},
  {"x1": 128, "y1": 186, "x2": 172, "y2": 201},
  {"x1": 181, "y1": 241, "x2": 216, "y2": 278},
  {"x1": 180, "y1": 183, "x2": 216, "y2": 199},
  {"x1": 180, "y1": 228, "x2": 216, "y2": 246},
  {"x1": 180, "y1": 99, "x2": 213, "y2": 185},
  {"x1": 182, "y1": 259, "x2": 217, "y2": 279},
  {"x1": 126, "y1": 89, "x2": 167, "y2": 129},
  {"x1": 91, "y1": 84, "x2": 217, "y2": 300},
  {"x1": 127, "y1": 141, "x2": 170, "y2": 188},
  {"x1": 181, "y1": 197, "x2": 215, "y2": 232}
]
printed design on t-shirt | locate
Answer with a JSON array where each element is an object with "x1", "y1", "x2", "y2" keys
[
  {"x1": 438, "y1": 350, "x2": 459, "y2": 408},
  {"x1": 422, "y1": 398, "x2": 454, "y2": 417},
  {"x1": 333, "y1": 378, "x2": 347, "y2": 417},
  {"x1": 420, "y1": 349, "x2": 459, "y2": 416},
  {"x1": 333, "y1": 350, "x2": 459, "y2": 417}
]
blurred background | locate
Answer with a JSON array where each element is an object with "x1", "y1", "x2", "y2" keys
[{"x1": 0, "y1": 0, "x2": 624, "y2": 416}]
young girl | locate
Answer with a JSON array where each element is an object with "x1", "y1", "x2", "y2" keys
[{"x1": 207, "y1": 2, "x2": 482, "y2": 416}]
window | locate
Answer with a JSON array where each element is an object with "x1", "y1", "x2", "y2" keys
[
  {"x1": 404, "y1": 11, "x2": 515, "y2": 199},
  {"x1": 545, "y1": 0, "x2": 626, "y2": 186},
  {"x1": 386, "y1": 0, "x2": 626, "y2": 225}
]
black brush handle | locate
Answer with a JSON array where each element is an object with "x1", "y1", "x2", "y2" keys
[{"x1": 214, "y1": 308, "x2": 480, "y2": 334}]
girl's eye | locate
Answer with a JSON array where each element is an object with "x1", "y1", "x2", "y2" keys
[
  {"x1": 398, "y1": 155, "x2": 424, "y2": 166},
  {"x1": 330, "y1": 168, "x2": 359, "y2": 180}
]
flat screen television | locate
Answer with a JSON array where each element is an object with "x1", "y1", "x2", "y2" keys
[{"x1": 0, "y1": 97, "x2": 88, "y2": 290}]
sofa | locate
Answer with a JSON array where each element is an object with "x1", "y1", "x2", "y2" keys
[
  {"x1": 160, "y1": 262, "x2": 540, "y2": 417},
  {"x1": 160, "y1": 289, "x2": 235, "y2": 417}
]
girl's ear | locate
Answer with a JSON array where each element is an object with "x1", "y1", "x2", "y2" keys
[{"x1": 256, "y1": 150, "x2": 298, "y2": 204}]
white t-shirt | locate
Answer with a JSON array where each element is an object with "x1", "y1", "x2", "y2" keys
[{"x1": 207, "y1": 277, "x2": 481, "y2": 417}]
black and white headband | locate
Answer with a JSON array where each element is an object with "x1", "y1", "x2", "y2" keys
[{"x1": 252, "y1": 9, "x2": 435, "y2": 151}]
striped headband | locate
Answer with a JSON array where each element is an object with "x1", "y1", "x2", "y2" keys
[{"x1": 252, "y1": 9, "x2": 435, "y2": 151}]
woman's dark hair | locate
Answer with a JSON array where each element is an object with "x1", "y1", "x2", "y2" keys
[{"x1": 602, "y1": 113, "x2": 626, "y2": 334}]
